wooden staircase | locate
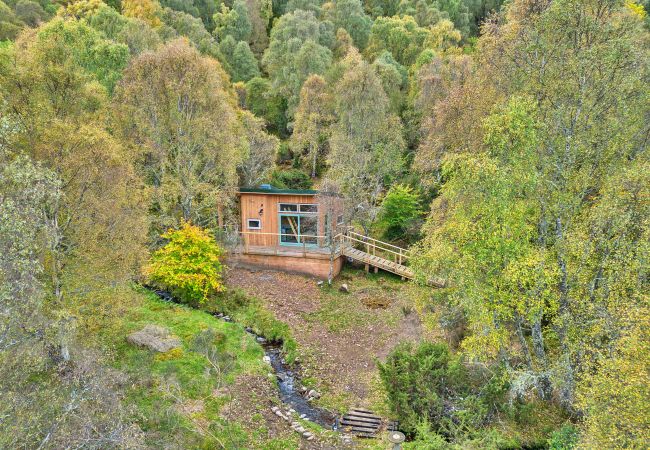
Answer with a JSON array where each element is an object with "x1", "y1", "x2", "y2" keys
[{"x1": 336, "y1": 231, "x2": 415, "y2": 280}]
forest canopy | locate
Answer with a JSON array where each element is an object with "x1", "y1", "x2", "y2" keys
[{"x1": 0, "y1": 0, "x2": 648, "y2": 447}]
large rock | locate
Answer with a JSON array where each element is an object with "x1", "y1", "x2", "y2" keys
[{"x1": 127, "y1": 324, "x2": 181, "y2": 353}]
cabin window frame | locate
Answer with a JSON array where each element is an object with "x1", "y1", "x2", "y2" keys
[
  {"x1": 247, "y1": 218, "x2": 262, "y2": 230},
  {"x1": 277, "y1": 202, "x2": 319, "y2": 247}
]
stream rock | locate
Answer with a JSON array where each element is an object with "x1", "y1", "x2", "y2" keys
[
  {"x1": 305, "y1": 389, "x2": 321, "y2": 400},
  {"x1": 127, "y1": 325, "x2": 181, "y2": 352}
]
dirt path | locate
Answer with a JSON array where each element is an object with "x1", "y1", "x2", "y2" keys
[{"x1": 225, "y1": 266, "x2": 430, "y2": 413}]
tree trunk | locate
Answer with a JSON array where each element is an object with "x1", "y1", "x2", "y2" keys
[
  {"x1": 531, "y1": 315, "x2": 553, "y2": 399},
  {"x1": 515, "y1": 313, "x2": 534, "y2": 371},
  {"x1": 555, "y1": 217, "x2": 576, "y2": 411}
]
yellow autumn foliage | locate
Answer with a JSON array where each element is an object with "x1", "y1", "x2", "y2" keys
[{"x1": 145, "y1": 222, "x2": 225, "y2": 306}]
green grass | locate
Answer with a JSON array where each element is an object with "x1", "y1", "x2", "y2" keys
[
  {"x1": 105, "y1": 287, "x2": 272, "y2": 448},
  {"x1": 207, "y1": 288, "x2": 299, "y2": 363},
  {"x1": 304, "y1": 267, "x2": 408, "y2": 332}
]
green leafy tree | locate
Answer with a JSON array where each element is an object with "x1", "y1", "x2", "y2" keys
[
  {"x1": 376, "y1": 184, "x2": 422, "y2": 242},
  {"x1": 291, "y1": 74, "x2": 334, "y2": 177},
  {"x1": 244, "y1": 76, "x2": 288, "y2": 134},
  {"x1": 213, "y1": 0, "x2": 252, "y2": 42},
  {"x1": 217, "y1": 35, "x2": 260, "y2": 82},
  {"x1": 146, "y1": 222, "x2": 225, "y2": 306},
  {"x1": 238, "y1": 111, "x2": 279, "y2": 186},
  {"x1": 270, "y1": 168, "x2": 313, "y2": 189},
  {"x1": 322, "y1": 0, "x2": 372, "y2": 50},
  {"x1": 114, "y1": 39, "x2": 245, "y2": 234},
  {"x1": 34, "y1": 18, "x2": 130, "y2": 92},
  {"x1": 262, "y1": 9, "x2": 333, "y2": 118},
  {"x1": 0, "y1": 19, "x2": 147, "y2": 306},
  {"x1": 378, "y1": 342, "x2": 469, "y2": 435},
  {"x1": 414, "y1": 0, "x2": 649, "y2": 420},
  {"x1": 372, "y1": 50, "x2": 407, "y2": 113},
  {"x1": 230, "y1": 40, "x2": 259, "y2": 82},
  {"x1": 160, "y1": 7, "x2": 220, "y2": 58},
  {"x1": 327, "y1": 49, "x2": 405, "y2": 232},
  {"x1": 365, "y1": 15, "x2": 432, "y2": 66}
]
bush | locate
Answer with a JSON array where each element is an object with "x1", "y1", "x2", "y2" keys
[
  {"x1": 547, "y1": 423, "x2": 579, "y2": 450},
  {"x1": 145, "y1": 222, "x2": 224, "y2": 307},
  {"x1": 378, "y1": 341, "x2": 468, "y2": 435},
  {"x1": 270, "y1": 168, "x2": 313, "y2": 190},
  {"x1": 375, "y1": 184, "x2": 422, "y2": 242}
]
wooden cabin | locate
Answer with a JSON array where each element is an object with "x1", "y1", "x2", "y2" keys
[{"x1": 233, "y1": 185, "x2": 346, "y2": 278}]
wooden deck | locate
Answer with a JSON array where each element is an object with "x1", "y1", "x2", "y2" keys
[
  {"x1": 238, "y1": 244, "x2": 336, "y2": 259},
  {"x1": 236, "y1": 229, "x2": 444, "y2": 285}
]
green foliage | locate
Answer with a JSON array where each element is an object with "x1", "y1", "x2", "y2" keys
[
  {"x1": 146, "y1": 222, "x2": 225, "y2": 307},
  {"x1": 414, "y1": 0, "x2": 649, "y2": 439},
  {"x1": 213, "y1": 0, "x2": 252, "y2": 42},
  {"x1": 365, "y1": 15, "x2": 431, "y2": 66},
  {"x1": 244, "y1": 76, "x2": 288, "y2": 134},
  {"x1": 378, "y1": 341, "x2": 468, "y2": 435},
  {"x1": 114, "y1": 39, "x2": 244, "y2": 233},
  {"x1": 218, "y1": 35, "x2": 260, "y2": 82},
  {"x1": 270, "y1": 168, "x2": 313, "y2": 189},
  {"x1": 548, "y1": 423, "x2": 579, "y2": 450},
  {"x1": 327, "y1": 49, "x2": 405, "y2": 231},
  {"x1": 291, "y1": 74, "x2": 334, "y2": 177},
  {"x1": 372, "y1": 50, "x2": 407, "y2": 113},
  {"x1": 262, "y1": 9, "x2": 333, "y2": 117},
  {"x1": 322, "y1": 0, "x2": 372, "y2": 50},
  {"x1": 159, "y1": 6, "x2": 220, "y2": 58},
  {"x1": 36, "y1": 18, "x2": 130, "y2": 92},
  {"x1": 376, "y1": 184, "x2": 422, "y2": 242}
]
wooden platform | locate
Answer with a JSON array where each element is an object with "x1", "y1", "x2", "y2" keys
[
  {"x1": 340, "y1": 408, "x2": 384, "y2": 438},
  {"x1": 342, "y1": 246, "x2": 415, "y2": 279}
]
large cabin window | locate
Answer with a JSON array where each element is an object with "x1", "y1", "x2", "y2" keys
[{"x1": 278, "y1": 203, "x2": 319, "y2": 246}]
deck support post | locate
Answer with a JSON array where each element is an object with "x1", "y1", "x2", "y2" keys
[
  {"x1": 374, "y1": 266, "x2": 378, "y2": 274},
  {"x1": 365, "y1": 263, "x2": 369, "y2": 272}
]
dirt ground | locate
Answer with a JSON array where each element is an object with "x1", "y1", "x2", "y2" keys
[{"x1": 225, "y1": 265, "x2": 432, "y2": 414}]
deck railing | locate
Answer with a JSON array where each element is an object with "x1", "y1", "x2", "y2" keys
[
  {"x1": 238, "y1": 231, "x2": 338, "y2": 257},
  {"x1": 336, "y1": 230, "x2": 412, "y2": 266}
]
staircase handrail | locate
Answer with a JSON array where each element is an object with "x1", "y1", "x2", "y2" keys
[{"x1": 339, "y1": 232, "x2": 411, "y2": 265}]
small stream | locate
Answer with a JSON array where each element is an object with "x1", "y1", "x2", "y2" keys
[{"x1": 148, "y1": 287, "x2": 337, "y2": 430}]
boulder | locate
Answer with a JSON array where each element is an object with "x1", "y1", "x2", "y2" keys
[{"x1": 127, "y1": 324, "x2": 181, "y2": 353}]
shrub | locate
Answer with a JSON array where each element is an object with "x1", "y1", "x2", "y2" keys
[
  {"x1": 547, "y1": 423, "x2": 579, "y2": 450},
  {"x1": 376, "y1": 184, "x2": 422, "y2": 242},
  {"x1": 378, "y1": 341, "x2": 467, "y2": 435},
  {"x1": 270, "y1": 168, "x2": 313, "y2": 190},
  {"x1": 146, "y1": 222, "x2": 224, "y2": 307}
]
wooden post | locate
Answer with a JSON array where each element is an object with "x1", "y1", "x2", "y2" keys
[
  {"x1": 374, "y1": 266, "x2": 378, "y2": 274},
  {"x1": 365, "y1": 263, "x2": 369, "y2": 272}
]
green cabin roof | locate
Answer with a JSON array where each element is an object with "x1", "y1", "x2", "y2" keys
[{"x1": 239, "y1": 184, "x2": 319, "y2": 195}]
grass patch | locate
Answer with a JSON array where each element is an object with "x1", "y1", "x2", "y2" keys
[
  {"x1": 105, "y1": 286, "x2": 273, "y2": 448},
  {"x1": 305, "y1": 267, "x2": 407, "y2": 332},
  {"x1": 202, "y1": 288, "x2": 299, "y2": 363}
]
